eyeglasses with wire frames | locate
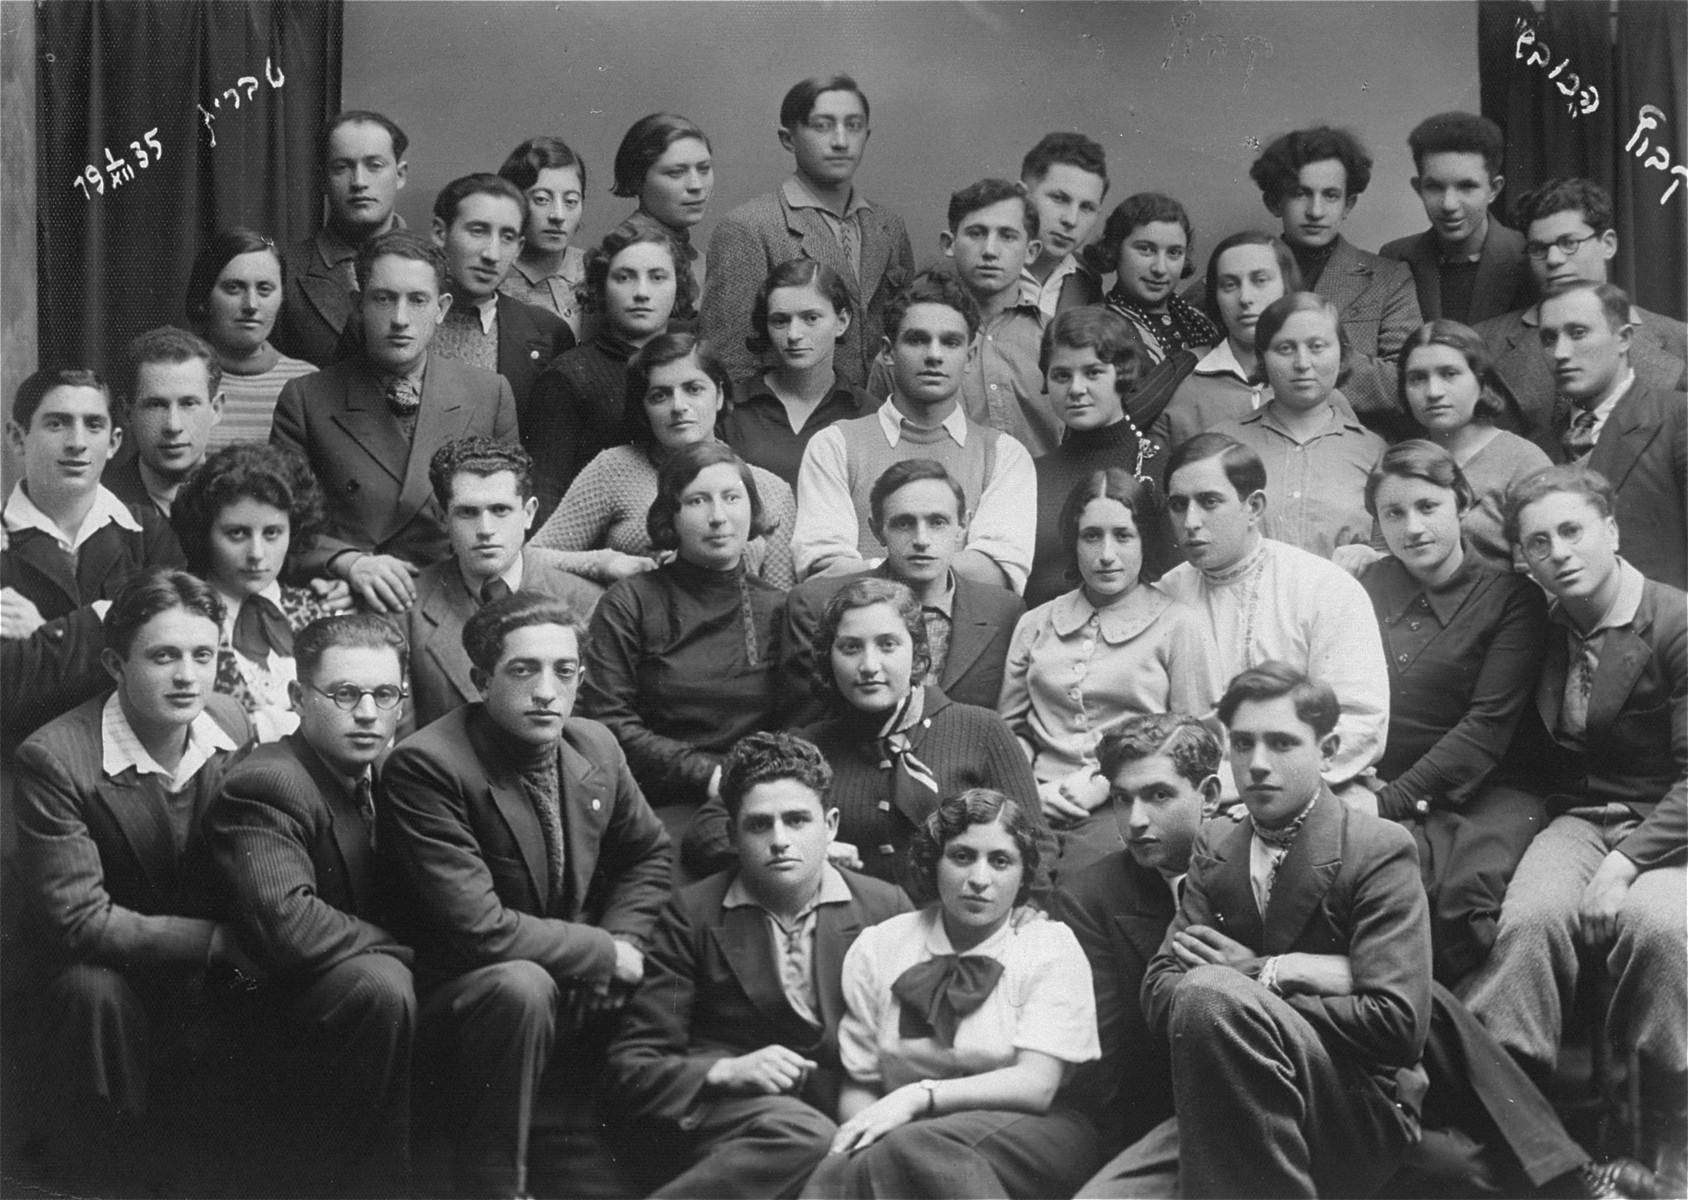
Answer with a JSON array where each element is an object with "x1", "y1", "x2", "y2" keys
[{"x1": 308, "y1": 683, "x2": 408, "y2": 710}]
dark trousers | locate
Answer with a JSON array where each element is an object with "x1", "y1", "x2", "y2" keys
[{"x1": 646, "y1": 1092, "x2": 837, "y2": 1199}]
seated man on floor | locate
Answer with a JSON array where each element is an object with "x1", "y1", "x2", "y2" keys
[
  {"x1": 380, "y1": 590, "x2": 672, "y2": 1198},
  {"x1": 606, "y1": 731, "x2": 911, "y2": 1198},
  {"x1": 1462, "y1": 464, "x2": 1687, "y2": 1195}
]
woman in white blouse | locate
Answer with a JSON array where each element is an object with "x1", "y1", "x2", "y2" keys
[
  {"x1": 998, "y1": 469, "x2": 1218, "y2": 878},
  {"x1": 171, "y1": 443, "x2": 338, "y2": 742},
  {"x1": 801, "y1": 788, "x2": 1102, "y2": 1199}
]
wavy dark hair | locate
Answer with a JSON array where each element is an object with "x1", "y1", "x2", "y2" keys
[
  {"x1": 1083, "y1": 192, "x2": 1197, "y2": 280},
  {"x1": 1364, "y1": 439, "x2": 1477, "y2": 519},
  {"x1": 585, "y1": 220, "x2": 697, "y2": 323},
  {"x1": 645, "y1": 440, "x2": 770, "y2": 555},
  {"x1": 747, "y1": 258, "x2": 855, "y2": 356},
  {"x1": 905, "y1": 787, "x2": 1051, "y2": 908},
  {"x1": 171, "y1": 442, "x2": 326, "y2": 579},
  {"x1": 812, "y1": 576, "x2": 931, "y2": 707},
  {"x1": 610, "y1": 112, "x2": 711, "y2": 199},
  {"x1": 1058, "y1": 468, "x2": 1173, "y2": 585},
  {"x1": 104, "y1": 568, "x2": 226, "y2": 660},
  {"x1": 621, "y1": 332, "x2": 732, "y2": 446},
  {"x1": 1396, "y1": 320, "x2": 1506, "y2": 422}
]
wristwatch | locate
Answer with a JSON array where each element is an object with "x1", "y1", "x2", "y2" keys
[{"x1": 917, "y1": 1078, "x2": 940, "y2": 1117}]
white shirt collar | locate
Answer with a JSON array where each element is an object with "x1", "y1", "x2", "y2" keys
[
  {"x1": 214, "y1": 580, "x2": 286, "y2": 641},
  {"x1": 101, "y1": 692, "x2": 238, "y2": 793},
  {"x1": 3, "y1": 483, "x2": 142, "y2": 553},
  {"x1": 458, "y1": 549, "x2": 525, "y2": 599},
  {"x1": 876, "y1": 398, "x2": 969, "y2": 448},
  {"x1": 1193, "y1": 338, "x2": 1256, "y2": 385},
  {"x1": 1584, "y1": 367, "x2": 1636, "y2": 441},
  {"x1": 1018, "y1": 253, "x2": 1084, "y2": 317}
]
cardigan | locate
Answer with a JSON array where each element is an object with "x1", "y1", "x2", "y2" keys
[{"x1": 1452, "y1": 430, "x2": 1551, "y2": 571}]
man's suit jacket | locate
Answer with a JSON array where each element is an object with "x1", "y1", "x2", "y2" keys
[
  {"x1": 270, "y1": 355, "x2": 519, "y2": 575},
  {"x1": 1508, "y1": 575, "x2": 1686, "y2": 869},
  {"x1": 1475, "y1": 306, "x2": 1688, "y2": 454},
  {"x1": 1588, "y1": 383, "x2": 1688, "y2": 590},
  {"x1": 98, "y1": 454, "x2": 166, "y2": 519},
  {"x1": 13, "y1": 692, "x2": 253, "y2": 970},
  {"x1": 402, "y1": 547, "x2": 606, "y2": 731},
  {"x1": 605, "y1": 866, "x2": 911, "y2": 1127},
  {"x1": 1379, "y1": 220, "x2": 1535, "y2": 327},
  {"x1": 206, "y1": 734, "x2": 411, "y2": 983},
  {"x1": 278, "y1": 225, "x2": 403, "y2": 368},
  {"x1": 1314, "y1": 237, "x2": 1424, "y2": 433},
  {"x1": 379, "y1": 704, "x2": 671, "y2": 986},
  {"x1": 1, "y1": 503, "x2": 184, "y2": 740},
  {"x1": 701, "y1": 188, "x2": 914, "y2": 387},
  {"x1": 1142, "y1": 788, "x2": 1432, "y2": 1087},
  {"x1": 1053, "y1": 849, "x2": 1179, "y2": 1152},
  {"x1": 778, "y1": 563, "x2": 1024, "y2": 726}
]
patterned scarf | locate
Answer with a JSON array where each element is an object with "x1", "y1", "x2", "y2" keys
[
  {"x1": 1104, "y1": 286, "x2": 1220, "y2": 357},
  {"x1": 1255, "y1": 795, "x2": 1316, "y2": 913},
  {"x1": 892, "y1": 953, "x2": 1007, "y2": 1046},
  {"x1": 876, "y1": 689, "x2": 942, "y2": 830}
]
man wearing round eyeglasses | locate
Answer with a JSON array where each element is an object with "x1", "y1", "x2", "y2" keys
[
  {"x1": 381, "y1": 590, "x2": 671, "y2": 1198},
  {"x1": 1473, "y1": 177, "x2": 1687, "y2": 454},
  {"x1": 204, "y1": 613, "x2": 416, "y2": 1196},
  {"x1": 1463, "y1": 463, "x2": 1687, "y2": 1195}
]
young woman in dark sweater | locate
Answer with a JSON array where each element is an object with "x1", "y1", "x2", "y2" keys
[{"x1": 683, "y1": 576, "x2": 1038, "y2": 885}]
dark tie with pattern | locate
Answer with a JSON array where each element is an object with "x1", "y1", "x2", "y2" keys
[
  {"x1": 354, "y1": 774, "x2": 377, "y2": 849},
  {"x1": 1561, "y1": 406, "x2": 1599, "y2": 461},
  {"x1": 383, "y1": 374, "x2": 422, "y2": 417},
  {"x1": 481, "y1": 576, "x2": 513, "y2": 605},
  {"x1": 233, "y1": 594, "x2": 293, "y2": 660}
]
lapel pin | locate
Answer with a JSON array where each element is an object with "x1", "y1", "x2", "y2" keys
[
  {"x1": 530, "y1": 349, "x2": 540, "y2": 359},
  {"x1": 591, "y1": 798, "x2": 601, "y2": 811}
]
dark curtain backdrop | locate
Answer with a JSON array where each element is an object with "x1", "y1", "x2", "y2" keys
[
  {"x1": 1480, "y1": 0, "x2": 1688, "y2": 320},
  {"x1": 36, "y1": 0, "x2": 341, "y2": 375}
]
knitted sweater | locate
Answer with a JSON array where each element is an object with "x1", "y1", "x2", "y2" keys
[
  {"x1": 206, "y1": 349, "x2": 317, "y2": 451},
  {"x1": 525, "y1": 331, "x2": 641, "y2": 522},
  {"x1": 528, "y1": 443, "x2": 797, "y2": 589}
]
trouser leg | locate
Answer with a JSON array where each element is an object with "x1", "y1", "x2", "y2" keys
[{"x1": 653, "y1": 1092, "x2": 837, "y2": 1199}]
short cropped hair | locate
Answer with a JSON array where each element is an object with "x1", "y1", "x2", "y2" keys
[
  {"x1": 1098, "y1": 712, "x2": 1223, "y2": 791},
  {"x1": 429, "y1": 436, "x2": 536, "y2": 508},
  {"x1": 813, "y1": 577, "x2": 930, "y2": 704},
  {"x1": 719, "y1": 730, "x2": 835, "y2": 824},
  {"x1": 947, "y1": 178, "x2": 1039, "y2": 240},
  {"x1": 322, "y1": 110, "x2": 408, "y2": 165},
  {"x1": 646, "y1": 440, "x2": 769, "y2": 553},
  {"x1": 10, "y1": 368, "x2": 112, "y2": 432},
  {"x1": 621, "y1": 332, "x2": 732, "y2": 445},
  {"x1": 122, "y1": 326, "x2": 222, "y2": 407},
  {"x1": 585, "y1": 221, "x2": 698, "y2": 322},
  {"x1": 1217, "y1": 662, "x2": 1340, "y2": 739},
  {"x1": 747, "y1": 258, "x2": 855, "y2": 355},
  {"x1": 1200, "y1": 231, "x2": 1304, "y2": 328},
  {"x1": 1364, "y1": 439, "x2": 1477, "y2": 519},
  {"x1": 1165, "y1": 432, "x2": 1268, "y2": 502},
  {"x1": 185, "y1": 228, "x2": 282, "y2": 327},
  {"x1": 462, "y1": 591, "x2": 588, "y2": 675},
  {"x1": 868, "y1": 458, "x2": 967, "y2": 534},
  {"x1": 104, "y1": 568, "x2": 225, "y2": 660},
  {"x1": 611, "y1": 113, "x2": 711, "y2": 199},
  {"x1": 1037, "y1": 305, "x2": 1144, "y2": 392},
  {"x1": 1407, "y1": 111, "x2": 1506, "y2": 178},
  {"x1": 172, "y1": 443, "x2": 326, "y2": 578},
  {"x1": 906, "y1": 788, "x2": 1050, "y2": 907},
  {"x1": 1252, "y1": 292, "x2": 1346, "y2": 371},
  {"x1": 1059, "y1": 468, "x2": 1170, "y2": 584},
  {"x1": 1250, "y1": 126, "x2": 1373, "y2": 206},
  {"x1": 1020, "y1": 131, "x2": 1108, "y2": 194},
  {"x1": 293, "y1": 614, "x2": 408, "y2": 687},
  {"x1": 1084, "y1": 193, "x2": 1196, "y2": 279},
  {"x1": 498, "y1": 135, "x2": 588, "y2": 195},
  {"x1": 779, "y1": 74, "x2": 869, "y2": 129},
  {"x1": 354, "y1": 229, "x2": 447, "y2": 294},
  {"x1": 1541, "y1": 280, "x2": 1632, "y2": 333},
  {"x1": 1514, "y1": 177, "x2": 1614, "y2": 236},
  {"x1": 883, "y1": 269, "x2": 981, "y2": 340},
  {"x1": 1396, "y1": 320, "x2": 1506, "y2": 421},
  {"x1": 433, "y1": 172, "x2": 529, "y2": 230},
  {"x1": 1501, "y1": 463, "x2": 1616, "y2": 546}
]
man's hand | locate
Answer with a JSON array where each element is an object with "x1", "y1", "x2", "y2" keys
[
  {"x1": 829, "y1": 1084, "x2": 926, "y2": 1154},
  {"x1": 1172, "y1": 924, "x2": 1262, "y2": 974},
  {"x1": 1331, "y1": 544, "x2": 1384, "y2": 577},
  {"x1": 0, "y1": 587, "x2": 46, "y2": 640},
  {"x1": 308, "y1": 576, "x2": 356, "y2": 613},
  {"x1": 597, "y1": 551, "x2": 659, "y2": 584},
  {"x1": 345, "y1": 554, "x2": 420, "y2": 613},
  {"x1": 1578, "y1": 851, "x2": 1639, "y2": 945},
  {"x1": 704, "y1": 1045, "x2": 819, "y2": 1095},
  {"x1": 612, "y1": 938, "x2": 645, "y2": 988},
  {"x1": 826, "y1": 840, "x2": 865, "y2": 871},
  {"x1": 1038, "y1": 779, "x2": 1089, "y2": 828},
  {"x1": 1058, "y1": 767, "x2": 1110, "y2": 814}
]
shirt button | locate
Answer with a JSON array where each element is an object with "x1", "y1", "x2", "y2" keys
[
  {"x1": 878, "y1": 845, "x2": 895, "y2": 856},
  {"x1": 1408, "y1": 621, "x2": 1421, "y2": 631},
  {"x1": 1291, "y1": 491, "x2": 1302, "y2": 498},
  {"x1": 878, "y1": 801, "x2": 891, "y2": 812},
  {"x1": 1397, "y1": 653, "x2": 1410, "y2": 664}
]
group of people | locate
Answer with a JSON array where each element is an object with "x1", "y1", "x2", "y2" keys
[{"x1": 2, "y1": 69, "x2": 1685, "y2": 1200}]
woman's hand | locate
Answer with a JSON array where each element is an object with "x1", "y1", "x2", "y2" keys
[
  {"x1": 596, "y1": 551, "x2": 659, "y2": 584},
  {"x1": 1058, "y1": 767, "x2": 1110, "y2": 814},
  {"x1": 1038, "y1": 779, "x2": 1088, "y2": 827},
  {"x1": 826, "y1": 840, "x2": 865, "y2": 871},
  {"x1": 828, "y1": 1083, "x2": 926, "y2": 1155},
  {"x1": 1331, "y1": 543, "x2": 1384, "y2": 577}
]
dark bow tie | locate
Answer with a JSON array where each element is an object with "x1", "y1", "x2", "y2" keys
[
  {"x1": 233, "y1": 593, "x2": 293, "y2": 660},
  {"x1": 891, "y1": 952, "x2": 1006, "y2": 1046}
]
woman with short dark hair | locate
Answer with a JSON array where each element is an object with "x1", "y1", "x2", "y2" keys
[{"x1": 611, "y1": 113, "x2": 715, "y2": 298}]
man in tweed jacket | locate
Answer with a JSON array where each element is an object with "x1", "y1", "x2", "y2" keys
[{"x1": 700, "y1": 73, "x2": 913, "y2": 388}]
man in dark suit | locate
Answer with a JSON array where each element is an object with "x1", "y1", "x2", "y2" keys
[
  {"x1": 403, "y1": 437, "x2": 602, "y2": 730},
  {"x1": 1380, "y1": 112, "x2": 1534, "y2": 327},
  {"x1": 1128, "y1": 664, "x2": 1433, "y2": 1197},
  {"x1": 205, "y1": 615, "x2": 415, "y2": 1197},
  {"x1": 781, "y1": 459, "x2": 1022, "y2": 725},
  {"x1": 1247, "y1": 126, "x2": 1423, "y2": 434},
  {"x1": 102, "y1": 327, "x2": 224, "y2": 519},
  {"x1": 701, "y1": 73, "x2": 914, "y2": 387},
  {"x1": 276, "y1": 110, "x2": 409, "y2": 367},
  {"x1": 12, "y1": 570, "x2": 255, "y2": 1193},
  {"x1": 606, "y1": 731, "x2": 911, "y2": 1197},
  {"x1": 380, "y1": 591, "x2": 672, "y2": 1198},
  {"x1": 270, "y1": 230, "x2": 519, "y2": 615},
  {"x1": 3, "y1": 368, "x2": 184, "y2": 741},
  {"x1": 1475, "y1": 178, "x2": 1687, "y2": 455},
  {"x1": 1536, "y1": 281, "x2": 1686, "y2": 590},
  {"x1": 1464, "y1": 465, "x2": 1687, "y2": 1193}
]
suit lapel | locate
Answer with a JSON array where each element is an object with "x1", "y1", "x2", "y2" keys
[
  {"x1": 330, "y1": 368, "x2": 411, "y2": 486},
  {"x1": 1470, "y1": 222, "x2": 1515, "y2": 324},
  {"x1": 558, "y1": 735, "x2": 604, "y2": 917},
  {"x1": 419, "y1": 570, "x2": 481, "y2": 705},
  {"x1": 495, "y1": 295, "x2": 546, "y2": 382},
  {"x1": 1263, "y1": 791, "x2": 1345, "y2": 955},
  {"x1": 396, "y1": 361, "x2": 473, "y2": 528},
  {"x1": 1406, "y1": 233, "x2": 1442, "y2": 320},
  {"x1": 1318, "y1": 238, "x2": 1372, "y2": 314},
  {"x1": 93, "y1": 774, "x2": 171, "y2": 905},
  {"x1": 298, "y1": 252, "x2": 354, "y2": 335},
  {"x1": 1590, "y1": 387, "x2": 1659, "y2": 492},
  {"x1": 939, "y1": 583, "x2": 992, "y2": 691},
  {"x1": 487, "y1": 768, "x2": 549, "y2": 908},
  {"x1": 297, "y1": 737, "x2": 374, "y2": 914},
  {"x1": 1205, "y1": 820, "x2": 1265, "y2": 951},
  {"x1": 77, "y1": 522, "x2": 138, "y2": 599},
  {"x1": 781, "y1": 195, "x2": 863, "y2": 301},
  {"x1": 3, "y1": 528, "x2": 81, "y2": 611},
  {"x1": 1535, "y1": 625, "x2": 1572, "y2": 739},
  {"x1": 814, "y1": 895, "x2": 863, "y2": 1033},
  {"x1": 714, "y1": 904, "x2": 801, "y2": 1025},
  {"x1": 1585, "y1": 625, "x2": 1653, "y2": 740}
]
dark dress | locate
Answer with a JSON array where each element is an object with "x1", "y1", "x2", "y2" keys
[{"x1": 721, "y1": 374, "x2": 876, "y2": 486}]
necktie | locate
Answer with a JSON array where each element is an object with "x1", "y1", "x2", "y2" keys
[
  {"x1": 232, "y1": 594, "x2": 293, "y2": 660},
  {"x1": 1562, "y1": 406, "x2": 1599, "y2": 461},
  {"x1": 383, "y1": 374, "x2": 422, "y2": 417},
  {"x1": 838, "y1": 214, "x2": 861, "y2": 282},
  {"x1": 481, "y1": 576, "x2": 513, "y2": 605},
  {"x1": 518, "y1": 749, "x2": 567, "y2": 914},
  {"x1": 355, "y1": 774, "x2": 377, "y2": 849},
  {"x1": 892, "y1": 953, "x2": 1007, "y2": 1046}
]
